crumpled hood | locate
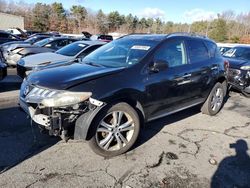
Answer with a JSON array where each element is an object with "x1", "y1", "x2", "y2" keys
[
  {"x1": 0, "y1": 41, "x2": 28, "y2": 48},
  {"x1": 226, "y1": 57, "x2": 250, "y2": 69},
  {"x1": 23, "y1": 52, "x2": 72, "y2": 67},
  {"x1": 8, "y1": 43, "x2": 33, "y2": 52},
  {"x1": 27, "y1": 63, "x2": 125, "y2": 90}
]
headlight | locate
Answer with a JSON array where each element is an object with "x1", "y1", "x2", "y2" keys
[
  {"x1": 25, "y1": 87, "x2": 92, "y2": 107},
  {"x1": 17, "y1": 59, "x2": 25, "y2": 66},
  {"x1": 240, "y1": 65, "x2": 250, "y2": 70}
]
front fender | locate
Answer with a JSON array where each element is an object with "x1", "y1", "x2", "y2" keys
[{"x1": 74, "y1": 104, "x2": 106, "y2": 140}]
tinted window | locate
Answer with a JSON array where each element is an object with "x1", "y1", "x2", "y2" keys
[
  {"x1": 77, "y1": 45, "x2": 102, "y2": 58},
  {"x1": 154, "y1": 40, "x2": 187, "y2": 67},
  {"x1": 56, "y1": 42, "x2": 87, "y2": 57},
  {"x1": 223, "y1": 47, "x2": 250, "y2": 61},
  {"x1": 52, "y1": 39, "x2": 68, "y2": 47},
  {"x1": 205, "y1": 41, "x2": 220, "y2": 58},
  {"x1": 187, "y1": 40, "x2": 209, "y2": 63},
  {"x1": 34, "y1": 38, "x2": 51, "y2": 47}
]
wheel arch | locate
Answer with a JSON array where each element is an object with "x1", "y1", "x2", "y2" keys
[
  {"x1": 74, "y1": 97, "x2": 145, "y2": 141},
  {"x1": 216, "y1": 75, "x2": 228, "y2": 96}
]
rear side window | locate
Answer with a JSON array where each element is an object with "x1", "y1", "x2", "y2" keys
[
  {"x1": 187, "y1": 40, "x2": 209, "y2": 63},
  {"x1": 154, "y1": 40, "x2": 187, "y2": 68},
  {"x1": 205, "y1": 41, "x2": 220, "y2": 58},
  {"x1": 78, "y1": 45, "x2": 102, "y2": 58}
]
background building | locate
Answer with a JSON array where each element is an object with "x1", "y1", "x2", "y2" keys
[{"x1": 0, "y1": 12, "x2": 24, "y2": 30}]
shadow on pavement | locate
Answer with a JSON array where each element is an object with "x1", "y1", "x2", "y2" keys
[
  {"x1": 211, "y1": 139, "x2": 250, "y2": 187},
  {"x1": 134, "y1": 105, "x2": 201, "y2": 149},
  {"x1": 0, "y1": 107, "x2": 59, "y2": 173}
]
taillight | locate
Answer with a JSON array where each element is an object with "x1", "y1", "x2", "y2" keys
[{"x1": 224, "y1": 60, "x2": 229, "y2": 71}]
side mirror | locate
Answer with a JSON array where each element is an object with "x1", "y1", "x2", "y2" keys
[{"x1": 149, "y1": 59, "x2": 169, "y2": 73}]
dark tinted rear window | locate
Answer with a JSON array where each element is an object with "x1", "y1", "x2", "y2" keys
[
  {"x1": 205, "y1": 41, "x2": 220, "y2": 58},
  {"x1": 98, "y1": 35, "x2": 113, "y2": 40},
  {"x1": 187, "y1": 39, "x2": 209, "y2": 63}
]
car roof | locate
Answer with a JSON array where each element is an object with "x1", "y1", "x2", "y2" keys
[
  {"x1": 47, "y1": 37, "x2": 78, "y2": 41},
  {"x1": 121, "y1": 34, "x2": 167, "y2": 41},
  {"x1": 73, "y1": 40, "x2": 106, "y2": 46},
  {"x1": 123, "y1": 32, "x2": 214, "y2": 43}
]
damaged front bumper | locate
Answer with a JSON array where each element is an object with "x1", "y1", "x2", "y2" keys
[
  {"x1": 228, "y1": 68, "x2": 250, "y2": 94},
  {"x1": 19, "y1": 81, "x2": 104, "y2": 140}
]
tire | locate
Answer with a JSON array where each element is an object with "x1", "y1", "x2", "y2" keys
[
  {"x1": 201, "y1": 82, "x2": 225, "y2": 116},
  {"x1": 89, "y1": 102, "x2": 140, "y2": 157}
]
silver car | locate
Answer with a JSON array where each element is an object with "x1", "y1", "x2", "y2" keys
[{"x1": 17, "y1": 40, "x2": 106, "y2": 78}]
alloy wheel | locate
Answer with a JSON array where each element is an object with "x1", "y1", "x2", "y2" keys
[
  {"x1": 95, "y1": 111, "x2": 135, "y2": 151},
  {"x1": 211, "y1": 88, "x2": 223, "y2": 112}
]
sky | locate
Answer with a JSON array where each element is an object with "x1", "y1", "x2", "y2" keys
[{"x1": 13, "y1": 0, "x2": 250, "y2": 23}]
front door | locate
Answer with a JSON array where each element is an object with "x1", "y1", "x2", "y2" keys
[{"x1": 144, "y1": 39, "x2": 198, "y2": 120}]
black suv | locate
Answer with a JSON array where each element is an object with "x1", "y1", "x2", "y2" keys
[{"x1": 19, "y1": 33, "x2": 227, "y2": 157}]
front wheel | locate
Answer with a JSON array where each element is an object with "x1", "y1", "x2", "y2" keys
[
  {"x1": 89, "y1": 102, "x2": 140, "y2": 157},
  {"x1": 201, "y1": 82, "x2": 225, "y2": 116}
]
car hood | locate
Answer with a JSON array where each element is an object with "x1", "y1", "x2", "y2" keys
[
  {"x1": 8, "y1": 43, "x2": 33, "y2": 51},
  {"x1": 19, "y1": 47, "x2": 55, "y2": 55},
  {"x1": 0, "y1": 41, "x2": 29, "y2": 48},
  {"x1": 225, "y1": 57, "x2": 250, "y2": 69},
  {"x1": 27, "y1": 63, "x2": 125, "y2": 90},
  {"x1": 23, "y1": 52, "x2": 72, "y2": 67}
]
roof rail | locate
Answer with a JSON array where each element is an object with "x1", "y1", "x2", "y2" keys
[{"x1": 168, "y1": 32, "x2": 208, "y2": 39}]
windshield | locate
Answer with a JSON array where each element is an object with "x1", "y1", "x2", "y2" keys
[
  {"x1": 34, "y1": 38, "x2": 52, "y2": 47},
  {"x1": 223, "y1": 47, "x2": 250, "y2": 61},
  {"x1": 82, "y1": 38, "x2": 158, "y2": 68},
  {"x1": 56, "y1": 42, "x2": 87, "y2": 56}
]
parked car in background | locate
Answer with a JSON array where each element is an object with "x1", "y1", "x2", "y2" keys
[
  {"x1": 0, "y1": 30, "x2": 21, "y2": 45},
  {"x1": 223, "y1": 46, "x2": 250, "y2": 97},
  {"x1": 91, "y1": 34, "x2": 113, "y2": 42},
  {"x1": 5, "y1": 37, "x2": 78, "y2": 66},
  {"x1": 217, "y1": 43, "x2": 237, "y2": 55},
  {"x1": 19, "y1": 33, "x2": 227, "y2": 157},
  {"x1": 0, "y1": 35, "x2": 50, "y2": 60},
  {"x1": 28, "y1": 32, "x2": 61, "y2": 38},
  {"x1": 6, "y1": 28, "x2": 28, "y2": 39},
  {"x1": 17, "y1": 40, "x2": 106, "y2": 78}
]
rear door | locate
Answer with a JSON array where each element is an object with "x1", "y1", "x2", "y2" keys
[{"x1": 185, "y1": 39, "x2": 214, "y2": 101}]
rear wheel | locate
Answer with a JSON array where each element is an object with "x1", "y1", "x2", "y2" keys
[
  {"x1": 89, "y1": 102, "x2": 140, "y2": 157},
  {"x1": 201, "y1": 82, "x2": 224, "y2": 116}
]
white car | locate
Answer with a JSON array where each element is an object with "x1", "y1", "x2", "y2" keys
[{"x1": 17, "y1": 40, "x2": 106, "y2": 78}]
